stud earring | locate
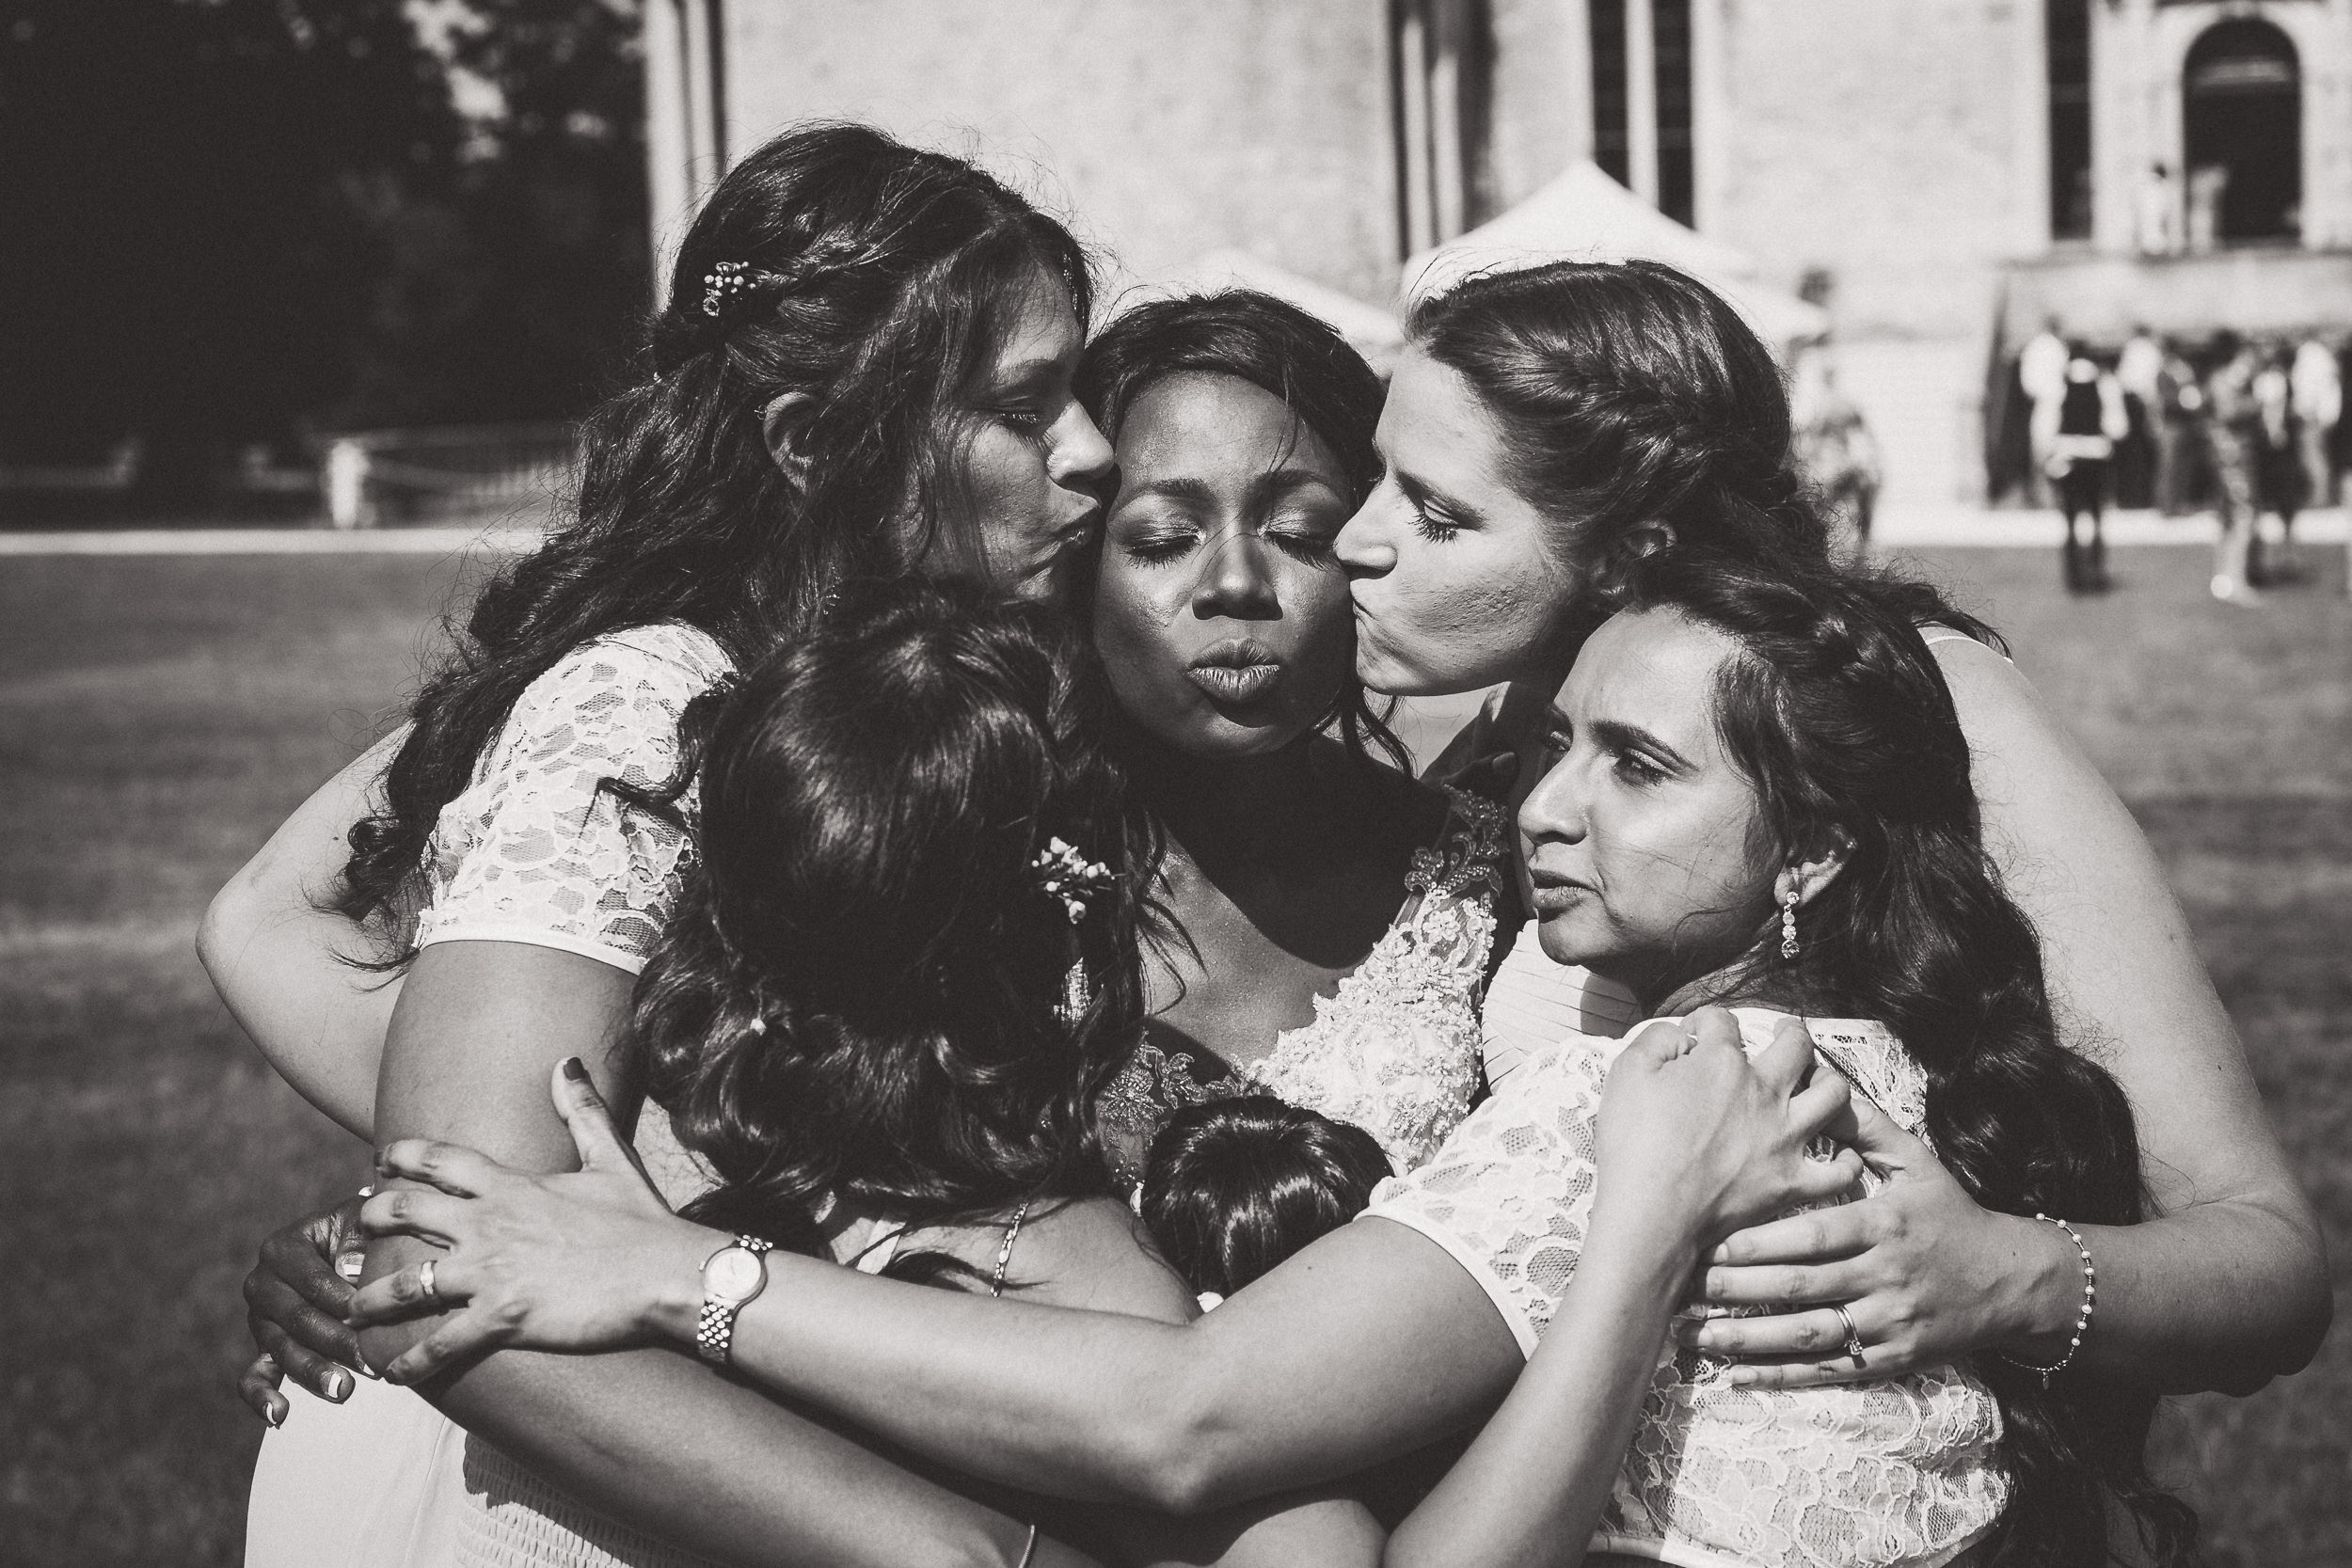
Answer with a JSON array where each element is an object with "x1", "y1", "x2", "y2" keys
[{"x1": 1780, "y1": 885, "x2": 1801, "y2": 960}]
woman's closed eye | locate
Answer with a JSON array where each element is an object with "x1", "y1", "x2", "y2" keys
[
  {"x1": 1612, "y1": 749, "x2": 1669, "y2": 787},
  {"x1": 1264, "y1": 515, "x2": 1340, "y2": 562},
  {"x1": 1120, "y1": 522, "x2": 1202, "y2": 563}
]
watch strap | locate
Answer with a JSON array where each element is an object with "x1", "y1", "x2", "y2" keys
[{"x1": 694, "y1": 1235, "x2": 774, "y2": 1366}]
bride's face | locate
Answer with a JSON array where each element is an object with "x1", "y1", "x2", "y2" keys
[
  {"x1": 1515, "y1": 606, "x2": 1774, "y2": 1006},
  {"x1": 1333, "y1": 345, "x2": 1581, "y2": 696},
  {"x1": 1090, "y1": 372, "x2": 1358, "y2": 758}
]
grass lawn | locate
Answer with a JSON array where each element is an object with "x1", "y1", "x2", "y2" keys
[{"x1": 0, "y1": 542, "x2": 2344, "y2": 1565}]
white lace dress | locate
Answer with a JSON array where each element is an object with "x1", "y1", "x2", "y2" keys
[
  {"x1": 1364, "y1": 1006, "x2": 2007, "y2": 1568},
  {"x1": 1096, "y1": 787, "x2": 1508, "y2": 1180},
  {"x1": 246, "y1": 622, "x2": 733, "y2": 1568}
]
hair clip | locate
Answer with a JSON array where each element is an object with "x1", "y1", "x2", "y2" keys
[
  {"x1": 701, "y1": 259, "x2": 780, "y2": 320},
  {"x1": 1031, "y1": 836, "x2": 1114, "y2": 924}
]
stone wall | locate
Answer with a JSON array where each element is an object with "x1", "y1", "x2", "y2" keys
[
  {"x1": 720, "y1": 0, "x2": 1402, "y2": 302},
  {"x1": 1705, "y1": 0, "x2": 2038, "y2": 340}
]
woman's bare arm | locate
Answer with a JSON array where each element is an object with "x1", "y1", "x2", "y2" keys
[
  {"x1": 1949, "y1": 641, "x2": 2328, "y2": 1384},
  {"x1": 1700, "y1": 641, "x2": 2328, "y2": 1393},
  {"x1": 198, "y1": 729, "x2": 405, "y2": 1138},
  {"x1": 354, "y1": 941, "x2": 1069, "y2": 1568}
]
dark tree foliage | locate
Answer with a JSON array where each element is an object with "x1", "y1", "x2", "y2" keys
[{"x1": 0, "y1": 0, "x2": 645, "y2": 501}]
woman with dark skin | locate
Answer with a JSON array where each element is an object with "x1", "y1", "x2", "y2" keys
[{"x1": 218, "y1": 289, "x2": 1503, "y2": 1563}]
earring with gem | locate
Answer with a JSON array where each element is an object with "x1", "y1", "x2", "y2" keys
[{"x1": 1779, "y1": 882, "x2": 1801, "y2": 960}]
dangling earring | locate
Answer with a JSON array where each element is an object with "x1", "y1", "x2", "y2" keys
[{"x1": 1779, "y1": 884, "x2": 1801, "y2": 960}]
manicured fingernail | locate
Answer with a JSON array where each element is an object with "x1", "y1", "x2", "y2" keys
[
  {"x1": 355, "y1": 1361, "x2": 380, "y2": 1381},
  {"x1": 336, "y1": 1251, "x2": 366, "y2": 1282},
  {"x1": 266, "y1": 1402, "x2": 285, "y2": 1428},
  {"x1": 561, "y1": 1056, "x2": 589, "y2": 1084},
  {"x1": 325, "y1": 1369, "x2": 351, "y2": 1402}
]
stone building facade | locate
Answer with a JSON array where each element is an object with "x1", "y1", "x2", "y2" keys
[{"x1": 645, "y1": 0, "x2": 2352, "y2": 499}]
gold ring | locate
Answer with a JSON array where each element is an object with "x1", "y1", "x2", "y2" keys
[
  {"x1": 1834, "y1": 1303, "x2": 1864, "y2": 1360},
  {"x1": 417, "y1": 1258, "x2": 438, "y2": 1304}
]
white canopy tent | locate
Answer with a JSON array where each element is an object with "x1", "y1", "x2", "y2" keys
[
  {"x1": 1120, "y1": 247, "x2": 1407, "y2": 374},
  {"x1": 1402, "y1": 161, "x2": 1829, "y2": 353}
]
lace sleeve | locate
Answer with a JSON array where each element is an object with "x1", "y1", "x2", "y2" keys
[
  {"x1": 1359, "y1": 1036, "x2": 1617, "y2": 1354},
  {"x1": 413, "y1": 625, "x2": 731, "y2": 974}
]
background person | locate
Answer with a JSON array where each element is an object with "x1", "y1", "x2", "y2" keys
[
  {"x1": 2046, "y1": 344, "x2": 2128, "y2": 593},
  {"x1": 2201, "y1": 331, "x2": 2267, "y2": 604},
  {"x1": 2292, "y1": 334, "x2": 2340, "y2": 514},
  {"x1": 2115, "y1": 324, "x2": 2164, "y2": 508}
]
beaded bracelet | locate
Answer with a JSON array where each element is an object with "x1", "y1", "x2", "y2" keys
[{"x1": 1999, "y1": 1212, "x2": 2096, "y2": 1387}]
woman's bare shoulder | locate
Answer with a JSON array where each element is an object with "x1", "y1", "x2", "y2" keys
[{"x1": 906, "y1": 1196, "x2": 1198, "y2": 1323}]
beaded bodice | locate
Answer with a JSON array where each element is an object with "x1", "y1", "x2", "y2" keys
[{"x1": 1097, "y1": 787, "x2": 1506, "y2": 1181}]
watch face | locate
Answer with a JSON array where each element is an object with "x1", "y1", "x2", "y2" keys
[{"x1": 705, "y1": 1246, "x2": 767, "y2": 1304}]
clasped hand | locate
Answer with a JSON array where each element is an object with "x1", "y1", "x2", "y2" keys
[
  {"x1": 1677, "y1": 1074, "x2": 2052, "y2": 1387},
  {"x1": 345, "y1": 1059, "x2": 723, "y2": 1386}
]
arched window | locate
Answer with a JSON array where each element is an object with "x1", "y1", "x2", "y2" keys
[{"x1": 2184, "y1": 18, "x2": 2301, "y2": 244}]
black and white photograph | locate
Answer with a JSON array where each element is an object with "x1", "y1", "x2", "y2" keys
[{"x1": 2, "y1": 2, "x2": 2344, "y2": 1564}]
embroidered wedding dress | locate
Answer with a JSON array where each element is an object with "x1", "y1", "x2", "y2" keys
[
  {"x1": 1366, "y1": 1006, "x2": 2007, "y2": 1568},
  {"x1": 1096, "y1": 786, "x2": 1508, "y2": 1181}
]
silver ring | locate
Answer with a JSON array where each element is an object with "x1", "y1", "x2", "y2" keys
[
  {"x1": 1833, "y1": 1303, "x2": 1865, "y2": 1361},
  {"x1": 417, "y1": 1258, "x2": 439, "y2": 1304}
]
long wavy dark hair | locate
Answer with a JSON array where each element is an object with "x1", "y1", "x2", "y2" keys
[
  {"x1": 1408, "y1": 260, "x2": 1830, "y2": 636},
  {"x1": 626, "y1": 579, "x2": 1147, "y2": 1259},
  {"x1": 333, "y1": 121, "x2": 1092, "y2": 951},
  {"x1": 1075, "y1": 289, "x2": 1407, "y2": 770},
  {"x1": 1609, "y1": 551, "x2": 2194, "y2": 1567}
]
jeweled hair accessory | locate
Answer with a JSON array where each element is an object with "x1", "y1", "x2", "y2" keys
[
  {"x1": 701, "y1": 259, "x2": 783, "y2": 320},
  {"x1": 1031, "y1": 836, "x2": 1114, "y2": 924}
]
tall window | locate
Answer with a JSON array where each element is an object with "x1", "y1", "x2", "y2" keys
[
  {"x1": 1652, "y1": 0, "x2": 1694, "y2": 226},
  {"x1": 1393, "y1": 0, "x2": 1497, "y2": 254},
  {"x1": 1589, "y1": 0, "x2": 1695, "y2": 225},
  {"x1": 2047, "y1": 0, "x2": 2092, "y2": 241},
  {"x1": 1590, "y1": 0, "x2": 1629, "y2": 189}
]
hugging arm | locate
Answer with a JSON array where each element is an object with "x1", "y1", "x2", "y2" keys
[
  {"x1": 356, "y1": 942, "x2": 1073, "y2": 1568},
  {"x1": 199, "y1": 729, "x2": 406, "y2": 1139},
  {"x1": 1700, "y1": 641, "x2": 2328, "y2": 1393}
]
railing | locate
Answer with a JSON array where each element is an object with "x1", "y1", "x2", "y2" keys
[{"x1": 323, "y1": 422, "x2": 579, "y2": 528}]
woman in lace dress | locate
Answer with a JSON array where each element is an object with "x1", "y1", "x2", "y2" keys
[
  {"x1": 218, "y1": 277, "x2": 1509, "y2": 1558},
  {"x1": 343, "y1": 555, "x2": 2155, "y2": 1567},
  {"x1": 214, "y1": 123, "x2": 1123, "y2": 1567},
  {"x1": 1348, "y1": 261, "x2": 2323, "y2": 1408}
]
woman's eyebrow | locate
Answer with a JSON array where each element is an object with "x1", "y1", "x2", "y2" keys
[
  {"x1": 1119, "y1": 474, "x2": 1218, "y2": 507},
  {"x1": 1394, "y1": 466, "x2": 1479, "y2": 521},
  {"x1": 1248, "y1": 467, "x2": 1347, "y2": 506},
  {"x1": 1588, "y1": 717, "x2": 1694, "y2": 771}
]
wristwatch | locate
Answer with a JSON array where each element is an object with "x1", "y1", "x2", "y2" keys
[{"x1": 694, "y1": 1235, "x2": 774, "y2": 1366}]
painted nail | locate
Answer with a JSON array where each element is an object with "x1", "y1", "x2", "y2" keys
[
  {"x1": 336, "y1": 1250, "x2": 366, "y2": 1282},
  {"x1": 266, "y1": 1402, "x2": 285, "y2": 1429},
  {"x1": 560, "y1": 1056, "x2": 589, "y2": 1084},
  {"x1": 325, "y1": 1369, "x2": 351, "y2": 1402}
]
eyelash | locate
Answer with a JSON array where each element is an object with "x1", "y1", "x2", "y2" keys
[
  {"x1": 1408, "y1": 500, "x2": 1459, "y2": 544},
  {"x1": 1613, "y1": 752, "x2": 1666, "y2": 785}
]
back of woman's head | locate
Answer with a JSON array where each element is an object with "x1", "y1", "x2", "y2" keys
[
  {"x1": 1074, "y1": 289, "x2": 1405, "y2": 768},
  {"x1": 1138, "y1": 1096, "x2": 1392, "y2": 1298},
  {"x1": 340, "y1": 121, "x2": 1090, "y2": 942},
  {"x1": 1407, "y1": 261, "x2": 1827, "y2": 599},
  {"x1": 632, "y1": 578, "x2": 1144, "y2": 1245},
  {"x1": 1610, "y1": 551, "x2": 2193, "y2": 1567}
]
